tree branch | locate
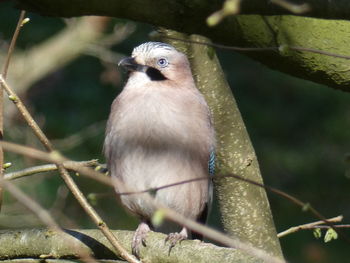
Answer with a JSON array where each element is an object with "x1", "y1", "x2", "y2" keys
[
  {"x1": 0, "y1": 10, "x2": 26, "y2": 212},
  {"x1": 278, "y1": 215, "x2": 344, "y2": 238},
  {"x1": 4, "y1": 160, "x2": 100, "y2": 180},
  {"x1": 0, "y1": 229, "x2": 269, "y2": 262},
  {"x1": 13, "y1": 0, "x2": 350, "y2": 91},
  {"x1": 13, "y1": 0, "x2": 350, "y2": 20}
]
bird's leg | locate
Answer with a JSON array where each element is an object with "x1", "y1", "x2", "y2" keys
[
  {"x1": 132, "y1": 221, "x2": 151, "y2": 257},
  {"x1": 165, "y1": 227, "x2": 188, "y2": 255}
]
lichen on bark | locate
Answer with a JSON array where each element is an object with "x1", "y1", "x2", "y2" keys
[{"x1": 157, "y1": 29, "x2": 283, "y2": 259}]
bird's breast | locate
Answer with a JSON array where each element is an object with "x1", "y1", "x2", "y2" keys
[{"x1": 113, "y1": 85, "x2": 211, "y2": 149}]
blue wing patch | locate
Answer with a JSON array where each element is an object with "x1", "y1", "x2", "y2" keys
[{"x1": 208, "y1": 150, "x2": 216, "y2": 176}]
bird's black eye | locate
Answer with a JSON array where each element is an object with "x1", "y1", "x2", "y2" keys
[{"x1": 157, "y1": 58, "x2": 168, "y2": 68}]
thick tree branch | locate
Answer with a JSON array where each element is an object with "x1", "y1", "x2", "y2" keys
[
  {"x1": 241, "y1": 0, "x2": 350, "y2": 19},
  {"x1": 13, "y1": 0, "x2": 350, "y2": 91},
  {"x1": 0, "y1": 229, "x2": 267, "y2": 262},
  {"x1": 13, "y1": 0, "x2": 350, "y2": 20}
]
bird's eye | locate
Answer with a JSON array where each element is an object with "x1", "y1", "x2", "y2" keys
[{"x1": 157, "y1": 58, "x2": 168, "y2": 68}]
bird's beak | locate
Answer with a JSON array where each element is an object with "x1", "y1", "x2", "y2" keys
[{"x1": 118, "y1": 57, "x2": 147, "y2": 72}]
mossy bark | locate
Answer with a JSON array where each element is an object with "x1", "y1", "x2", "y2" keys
[
  {"x1": 0, "y1": 229, "x2": 265, "y2": 262},
  {"x1": 15, "y1": 0, "x2": 350, "y2": 91},
  {"x1": 158, "y1": 30, "x2": 283, "y2": 259}
]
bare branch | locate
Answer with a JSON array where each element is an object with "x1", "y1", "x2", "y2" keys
[
  {"x1": 207, "y1": 0, "x2": 242, "y2": 26},
  {"x1": 278, "y1": 215, "x2": 344, "y2": 238},
  {"x1": 0, "y1": 76, "x2": 139, "y2": 263},
  {"x1": 0, "y1": 178, "x2": 60, "y2": 230},
  {"x1": 4, "y1": 160, "x2": 100, "y2": 180},
  {"x1": 0, "y1": 10, "x2": 27, "y2": 212},
  {"x1": 158, "y1": 35, "x2": 350, "y2": 60},
  {"x1": 0, "y1": 75, "x2": 52, "y2": 149},
  {"x1": 0, "y1": 141, "x2": 112, "y2": 186},
  {"x1": 0, "y1": 179, "x2": 101, "y2": 263},
  {"x1": 1, "y1": 11, "x2": 26, "y2": 79},
  {"x1": 270, "y1": 0, "x2": 310, "y2": 14},
  {"x1": 52, "y1": 122, "x2": 105, "y2": 151}
]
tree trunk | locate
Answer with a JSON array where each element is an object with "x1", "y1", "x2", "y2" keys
[{"x1": 157, "y1": 29, "x2": 283, "y2": 259}]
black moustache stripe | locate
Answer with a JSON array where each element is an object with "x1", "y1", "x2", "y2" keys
[{"x1": 145, "y1": 67, "x2": 167, "y2": 81}]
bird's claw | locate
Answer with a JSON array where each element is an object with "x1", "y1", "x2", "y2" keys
[
  {"x1": 132, "y1": 222, "x2": 150, "y2": 258},
  {"x1": 165, "y1": 231, "x2": 187, "y2": 255}
]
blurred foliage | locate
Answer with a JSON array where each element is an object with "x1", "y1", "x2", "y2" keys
[{"x1": 1, "y1": 3, "x2": 349, "y2": 263}]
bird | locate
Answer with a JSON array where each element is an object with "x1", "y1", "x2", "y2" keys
[{"x1": 104, "y1": 42, "x2": 216, "y2": 256}]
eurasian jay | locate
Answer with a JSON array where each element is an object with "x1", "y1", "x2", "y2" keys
[{"x1": 104, "y1": 42, "x2": 216, "y2": 255}]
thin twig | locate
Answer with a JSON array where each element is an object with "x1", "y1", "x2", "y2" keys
[
  {"x1": 1, "y1": 11, "x2": 26, "y2": 79},
  {"x1": 52, "y1": 121, "x2": 105, "y2": 151},
  {"x1": 0, "y1": 10, "x2": 26, "y2": 212},
  {"x1": 213, "y1": 173, "x2": 350, "y2": 243},
  {"x1": 0, "y1": 178, "x2": 100, "y2": 263},
  {"x1": 0, "y1": 75, "x2": 52, "y2": 149},
  {"x1": 0, "y1": 141, "x2": 112, "y2": 186},
  {"x1": 0, "y1": 178, "x2": 60, "y2": 230},
  {"x1": 160, "y1": 35, "x2": 278, "y2": 52},
  {"x1": 288, "y1": 46, "x2": 350, "y2": 60},
  {"x1": 270, "y1": 0, "x2": 310, "y2": 14},
  {"x1": 307, "y1": 225, "x2": 350, "y2": 229},
  {"x1": 0, "y1": 77, "x2": 139, "y2": 263},
  {"x1": 278, "y1": 215, "x2": 343, "y2": 238},
  {"x1": 207, "y1": 0, "x2": 242, "y2": 26},
  {"x1": 160, "y1": 35, "x2": 350, "y2": 60},
  {"x1": 115, "y1": 171, "x2": 350, "y2": 243},
  {"x1": 4, "y1": 160, "x2": 100, "y2": 180}
]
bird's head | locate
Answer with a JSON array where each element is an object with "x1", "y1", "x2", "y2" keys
[{"x1": 118, "y1": 42, "x2": 193, "y2": 82}]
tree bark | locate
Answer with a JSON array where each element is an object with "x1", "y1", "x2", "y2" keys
[
  {"x1": 14, "y1": 0, "x2": 350, "y2": 91},
  {"x1": 14, "y1": 0, "x2": 350, "y2": 20},
  {"x1": 157, "y1": 30, "x2": 283, "y2": 259},
  {"x1": 0, "y1": 229, "x2": 265, "y2": 263}
]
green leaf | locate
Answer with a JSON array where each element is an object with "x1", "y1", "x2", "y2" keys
[
  {"x1": 302, "y1": 203, "x2": 310, "y2": 212},
  {"x1": 152, "y1": 209, "x2": 165, "y2": 227},
  {"x1": 313, "y1": 228, "x2": 322, "y2": 239},
  {"x1": 3, "y1": 162, "x2": 12, "y2": 169},
  {"x1": 87, "y1": 193, "x2": 98, "y2": 206},
  {"x1": 324, "y1": 228, "x2": 338, "y2": 243}
]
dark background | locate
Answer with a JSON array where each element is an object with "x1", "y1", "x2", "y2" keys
[{"x1": 1, "y1": 4, "x2": 349, "y2": 263}]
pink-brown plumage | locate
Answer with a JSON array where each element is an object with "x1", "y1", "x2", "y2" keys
[{"x1": 104, "y1": 42, "x2": 215, "y2": 255}]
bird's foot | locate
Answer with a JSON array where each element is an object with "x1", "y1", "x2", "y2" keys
[
  {"x1": 165, "y1": 227, "x2": 188, "y2": 255},
  {"x1": 132, "y1": 222, "x2": 150, "y2": 258}
]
